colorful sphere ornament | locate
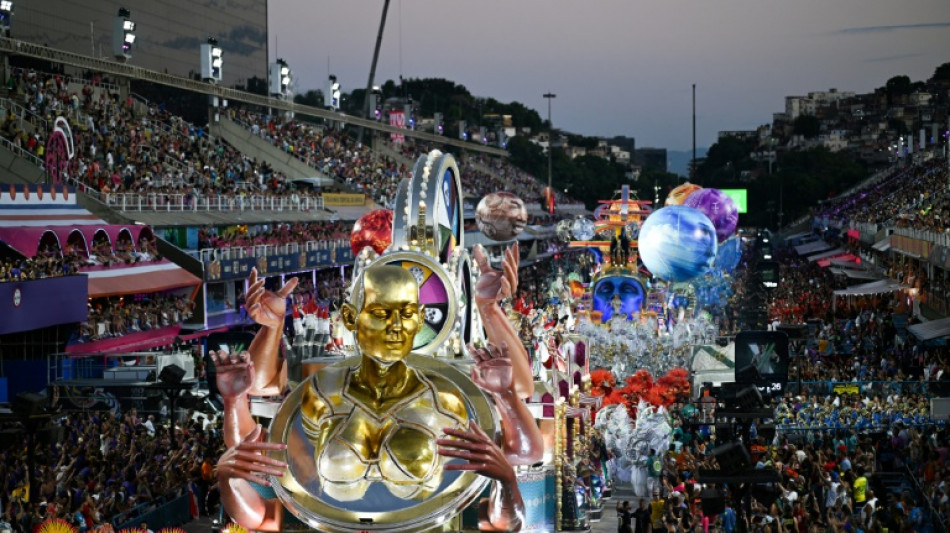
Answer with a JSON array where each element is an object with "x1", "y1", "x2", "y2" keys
[
  {"x1": 665, "y1": 183, "x2": 702, "y2": 206},
  {"x1": 475, "y1": 192, "x2": 528, "y2": 241},
  {"x1": 638, "y1": 206, "x2": 718, "y2": 282},
  {"x1": 350, "y1": 209, "x2": 394, "y2": 255},
  {"x1": 683, "y1": 188, "x2": 739, "y2": 243}
]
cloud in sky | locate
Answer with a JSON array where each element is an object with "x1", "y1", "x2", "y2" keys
[
  {"x1": 832, "y1": 22, "x2": 950, "y2": 35},
  {"x1": 865, "y1": 53, "x2": 924, "y2": 63}
]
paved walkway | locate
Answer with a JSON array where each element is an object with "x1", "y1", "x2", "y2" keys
[{"x1": 591, "y1": 485, "x2": 635, "y2": 533}]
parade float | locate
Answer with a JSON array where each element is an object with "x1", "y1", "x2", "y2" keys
[
  {"x1": 216, "y1": 150, "x2": 557, "y2": 533},
  {"x1": 510, "y1": 183, "x2": 744, "y2": 524}
]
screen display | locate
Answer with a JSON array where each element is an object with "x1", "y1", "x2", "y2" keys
[
  {"x1": 734, "y1": 331, "x2": 789, "y2": 386},
  {"x1": 720, "y1": 189, "x2": 748, "y2": 214}
]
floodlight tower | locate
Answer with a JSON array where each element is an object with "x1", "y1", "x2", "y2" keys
[
  {"x1": 270, "y1": 58, "x2": 292, "y2": 98},
  {"x1": 326, "y1": 75, "x2": 341, "y2": 111},
  {"x1": 200, "y1": 38, "x2": 223, "y2": 83},
  {"x1": 112, "y1": 7, "x2": 135, "y2": 61},
  {"x1": 0, "y1": 1, "x2": 13, "y2": 38}
]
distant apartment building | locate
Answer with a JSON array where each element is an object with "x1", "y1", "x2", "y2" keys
[
  {"x1": 634, "y1": 148, "x2": 667, "y2": 172},
  {"x1": 718, "y1": 130, "x2": 757, "y2": 141},
  {"x1": 785, "y1": 88, "x2": 855, "y2": 120}
]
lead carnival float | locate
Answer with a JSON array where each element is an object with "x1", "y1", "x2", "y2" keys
[{"x1": 213, "y1": 150, "x2": 568, "y2": 533}]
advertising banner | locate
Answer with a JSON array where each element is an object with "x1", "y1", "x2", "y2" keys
[
  {"x1": 204, "y1": 247, "x2": 353, "y2": 281},
  {"x1": 323, "y1": 193, "x2": 366, "y2": 206},
  {"x1": 390, "y1": 110, "x2": 405, "y2": 144},
  {"x1": 0, "y1": 276, "x2": 88, "y2": 335}
]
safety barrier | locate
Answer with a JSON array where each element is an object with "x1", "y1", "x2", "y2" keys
[
  {"x1": 793, "y1": 380, "x2": 947, "y2": 397},
  {"x1": 100, "y1": 192, "x2": 324, "y2": 212},
  {"x1": 113, "y1": 490, "x2": 191, "y2": 530}
]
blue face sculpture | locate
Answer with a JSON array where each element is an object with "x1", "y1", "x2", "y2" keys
[{"x1": 592, "y1": 275, "x2": 645, "y2": 321}]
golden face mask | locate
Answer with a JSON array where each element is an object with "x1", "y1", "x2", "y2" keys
[{"x1": 342, "y1": 265, "x2": 424, "y2": 365}]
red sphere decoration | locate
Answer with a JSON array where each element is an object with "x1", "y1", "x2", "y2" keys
[{"x1": 350, "y1": 209, "x2": 394, "y2": 255}]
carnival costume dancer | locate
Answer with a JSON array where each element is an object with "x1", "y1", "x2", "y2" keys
[{"x1": 215, "y1": 243, "x2": 541, "y2": 532}]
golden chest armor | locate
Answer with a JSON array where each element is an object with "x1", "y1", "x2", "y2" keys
[{"x1": 301, "y1": 363, "x2": 467, "y2": 501}]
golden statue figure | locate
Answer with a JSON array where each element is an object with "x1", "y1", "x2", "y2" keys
[
  {"x1": 298, "y1": 265, "x2": 470, "y2": 502},
  {"x1": 214, "y1": 243, "x2": 541, "y2": 532}
]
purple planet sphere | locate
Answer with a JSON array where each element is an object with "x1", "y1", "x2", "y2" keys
[
  {"x1": 683, "y1": 188, "x2": 738, "y2": 243},
  {"x1": 476, "y1": 192, "x2": 528, "y2": 241}
]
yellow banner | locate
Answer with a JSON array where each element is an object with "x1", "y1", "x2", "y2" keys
[
  {"x1": 832, "y1": 383, "x2": 859, "y2": 395},
  {"x1": 323, "y1": 193, "x2": 366, "y2": 206}
]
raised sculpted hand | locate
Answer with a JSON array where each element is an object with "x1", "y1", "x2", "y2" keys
[
  {"x1": 439, "y1": 421, "x2": 525, "y2": 532},
  {"x1": 212, "y1": 350, "x2": 255, "y2": 400},
  {"x1": 468, "y1": 342, "x2": 513, "y2": 397},
  {"x1": 473, "y1": 243, "x2": 518, "y2": 309},
  {"x1": 438, "y1": 421, "x2": 516, "y2": 485},
  {"x1": 245, "y1": 267, "x2": 298, "y2": 328},
  {"x1": 217, "y1": 424, "x2": 287, "y2": 487}
]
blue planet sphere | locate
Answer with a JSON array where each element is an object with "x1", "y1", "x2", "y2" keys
[
  {"x1": 638, "y1": 206, "x2": 718, "y2": 282},
  {"x1": 715, "y1": 236, "x2": 743, "y2": 273}
]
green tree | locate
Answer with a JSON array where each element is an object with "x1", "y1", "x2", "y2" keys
[
  {"x1": 933, "y1": 62, "x2": 950, "y2": 82},
  {"x1": 294, "y1": 89, "x2": 323, "y2": 108},
  {"x1": 793, "y1": 115, "x2": 821, "y2": 139}
]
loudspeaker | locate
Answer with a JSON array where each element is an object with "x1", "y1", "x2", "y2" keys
[
  {"x1": 38, "y1": 425, "x2": 64, "y2": 445},
  {"x1": 709, "y1": 441, "x2": 751, "y2": 474},
  {"x1": 13, "y1": 392, "x2": 46, "y2": 418},
  {"x1": 159, "y1": 364, "x2": 186, "y2": 385},
  {"x1": 700, "y1": 487, "x2": 725, "y2": 515},
  {"x1": 734, "y1": 385, "x2": 765, "y2": 409},
  {"x1": 750, "y1": 483, "x2": 782, "y2": 506}
]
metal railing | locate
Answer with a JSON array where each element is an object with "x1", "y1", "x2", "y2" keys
[
  {"x1": 101, "y1": 192, "x2": 325, "y2": 212},
  {"x1": 192, "y1": 239, "x2": 347, "y2": 262},
  {"x1": 0, "y1": 135, "x2": 44, "y2": 167},
  {"x1": 893, "y1": 226, "x2": 950, "y2": 248},
  {"x1": 0, "y1": 97, "x2": 49, "y2": 132}
]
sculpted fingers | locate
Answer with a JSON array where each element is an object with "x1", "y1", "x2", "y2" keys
[{"x1": 276, "y1": 276, "x2": 299, "y2": 299}]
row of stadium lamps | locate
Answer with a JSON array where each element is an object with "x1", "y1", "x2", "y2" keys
[{"x1": 0, "y1": 5, "x2": 290, "y2": 98}]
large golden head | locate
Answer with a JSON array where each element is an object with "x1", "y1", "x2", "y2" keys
[{"x1": 341, "y1": 265, "x2": 424, "y2": 364}]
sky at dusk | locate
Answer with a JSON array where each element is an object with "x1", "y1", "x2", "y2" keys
[{"x1": 269, "y1": 0, "x2": 950, "y2": 151}]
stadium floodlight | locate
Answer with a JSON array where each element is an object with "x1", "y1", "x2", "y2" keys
[
  {"x1": 112, "y1": 8, "x2": 135, "y2": 61},
  {"x1": 369, "y1": 86, "x2": 382, "y2": 120},
  {"x1": 200, "y1": 38, "x2": 223, "y2": 83},
  {"x1": 269, "y1": 58, "x2": 292, "y2": 98},
  {"x1": 0, "y1": 1, "x2": 11, "y2": 36},
  {"x1": 326, "y1": 75, "x2": 341, "y2": 110}
]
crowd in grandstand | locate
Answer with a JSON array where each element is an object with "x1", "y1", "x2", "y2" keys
[
  {"x1": 0, "y1": 409, "x2": 221, "y2": 533},
  {"x1": 818, "y1": 159, "x2": 950, "y2": 234},
  {"x1": 231, "y1": 108, "x2": 576, "y2": 208},
  {"x1": 78, "y1": 295, "x2": 195, "y2": 341},
  {"x1": 2, "y1": 68, "x2": 326, "y2": 210},
  {"x1": 1, "y1": 235, "x2": 160, "y2": 283},
  {"x1": 640, "y1": 248, "x2": 950, "y2": 533},
  {"x1": 196, "y1": 221, "x2": 349, "y2": 252}
]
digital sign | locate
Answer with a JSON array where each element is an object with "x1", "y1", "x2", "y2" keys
[
  {"x1": 734, "y1": 331, "x2": 789, "y2": 395},
  {"x1": 720, "y1": 189, "x2": 748, "y2": 214}
]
